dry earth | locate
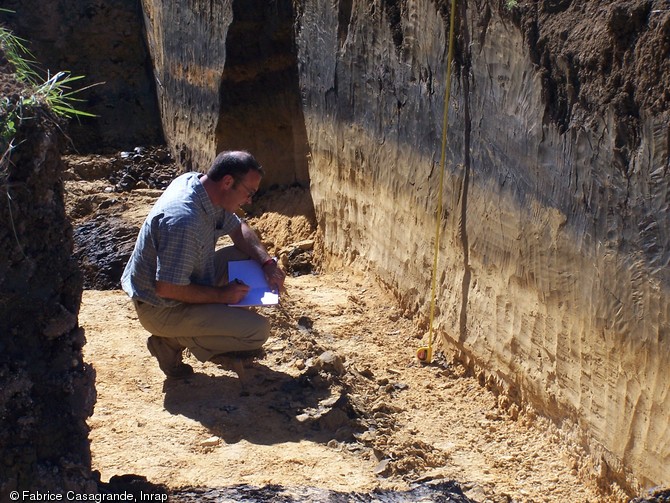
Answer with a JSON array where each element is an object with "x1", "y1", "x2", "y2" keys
[{"x1": 67, "y1": 152, "x2": 637, "y2": 503}]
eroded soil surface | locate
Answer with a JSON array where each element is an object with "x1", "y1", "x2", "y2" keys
[{"x1": 63, "y1": 149, "x2": 657, "y2": 503}]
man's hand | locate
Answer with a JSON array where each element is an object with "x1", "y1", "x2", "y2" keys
[
  {"x1": 230, "y1": 223, "x2": 286, "y2": 292},
  {"x1": 262, "y1": 261, "x2": 286, "y2": 292},
  {"x1": 225, "y1": 279, "x2": 250, "y2": 304}
]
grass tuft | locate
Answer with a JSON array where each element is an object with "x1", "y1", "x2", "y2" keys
[{"x1": 0, "y1": 20, "x2": 100, "y2": 156}]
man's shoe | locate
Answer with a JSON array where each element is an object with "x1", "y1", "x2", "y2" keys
[{"x1": 146, "y1": 336, "x2": 194, "y2": 379}]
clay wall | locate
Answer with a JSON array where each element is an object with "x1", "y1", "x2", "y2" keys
[
  {"x1": 0, "y1": 79, "x2": 96, "y2": 492},
  {"x1": 140, "y1": 0, "x2": 310, "y2": 185},
  {"x1": 294, "y1": 0, "x2": 669, "y2": 489}
]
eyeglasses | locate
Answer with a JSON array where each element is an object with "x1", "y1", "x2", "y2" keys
[{"x1": 235, "y1": 179, "x2": 257, "y2": 200}]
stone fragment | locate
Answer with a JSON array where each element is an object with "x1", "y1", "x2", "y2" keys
[{"x1": 200, "y1": 436, "x2": 221, "y2": 447}]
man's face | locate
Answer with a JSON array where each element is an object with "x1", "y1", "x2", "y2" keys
[{"x1": 217, "y1": 170, "x2": 262, "y2": 212}]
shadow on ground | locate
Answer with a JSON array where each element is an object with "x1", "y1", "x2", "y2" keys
[{"x1": 162, "y1": 362, "x2": 361, "y2": 445}]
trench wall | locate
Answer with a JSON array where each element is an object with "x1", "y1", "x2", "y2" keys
[
  {"x1": 0, "y1": 97, "x2": 96, "y2": 493},
  {"x1": 140, "y1": 0, "x2": 310, "y2": 186},
  {"x1": 293, "y1": 0, "x2": 669, "y2": 490},
  {"x1": 0, "y1": 0, "x2": 163, "y2": 152}
]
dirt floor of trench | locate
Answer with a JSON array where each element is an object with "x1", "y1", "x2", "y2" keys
[{"x1": 68, "y1": 150, "x2": 635, "y2": 503}]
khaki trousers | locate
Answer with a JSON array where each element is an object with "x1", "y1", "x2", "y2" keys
[{"x1": 133, "y1": 246, "x2": 270, "y2": 362}]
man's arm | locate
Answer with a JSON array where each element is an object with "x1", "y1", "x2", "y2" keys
[
  {"x1": 229, "y1": 220, "x2": 272, "y2": 262},
  {"x1": 229, "y1": 221, "x2": 286, "y2": 291},
  {"x1": 155, "y1": 280, "x2": 249, "y2": 305}
]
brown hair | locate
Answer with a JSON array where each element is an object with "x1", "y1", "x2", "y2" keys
[{"x1": 206, "y1": 150, "x2": 264, "y2": 182}]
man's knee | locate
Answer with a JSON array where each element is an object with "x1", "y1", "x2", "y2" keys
[{"x1": 250, "y1": 315, "x2": 271, "y2": 346}]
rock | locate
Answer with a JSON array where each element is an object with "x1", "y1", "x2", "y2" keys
[
  {"x1": 373, "y1": 458, "x2": 391, "y2": 475},
  {"x1": 315, "y1": 350, "x2": 346, "y2": 375},
  {"x1": 297, "y1": 316, "x2": 314, "y2": 330},
  {"x1": 200, "y1": 436, "x2": 221, "y2": 447}
]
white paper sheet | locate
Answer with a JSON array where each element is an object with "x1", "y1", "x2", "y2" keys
[{"x1": 227, "y1": 259, "x2": 279, "y2": 307}]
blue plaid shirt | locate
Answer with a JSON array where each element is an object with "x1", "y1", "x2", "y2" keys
[{"x1": 121, "y1": 172, "x2": 241, "y2": 307}]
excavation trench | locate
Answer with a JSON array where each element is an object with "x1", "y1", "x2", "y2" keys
[{"x1": 2, "y1": 0, "x2": 669, "y2": 500}]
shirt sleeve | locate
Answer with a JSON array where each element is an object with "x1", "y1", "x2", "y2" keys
[{"x1": 216, "y1": 210, "x2": 242, "y2": 237}]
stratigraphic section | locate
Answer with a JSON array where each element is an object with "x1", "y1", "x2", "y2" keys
[
  {"x1": 0, "y1": 81, "x2": 96, "y2": 493},
  {"x1": 141, "y1": 0, "x2": 310, "y2": 187},
  {"x1": 141, "y1": 0, "x2": 233, "y2": 171},
  {"x1": 294, "y1": 0, "x2": 669, "y2": 489}
]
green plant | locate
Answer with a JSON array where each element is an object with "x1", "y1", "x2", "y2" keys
[
  {"x1": 0, "y1": 23, "x2": 99, "y2": 154},
  {"x1": 0, "y1": 26, "x2": 31, "y2": 145},
  {"x1": 505, "y1": 0, "x2": 519, "y2": 9},
  {"x1": 26, "y1": 70, "x2": 98, "y2": 119},
  {"x1": 0, "y1": 26, "x2": 37, "y2": 82}
]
